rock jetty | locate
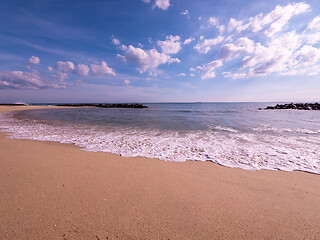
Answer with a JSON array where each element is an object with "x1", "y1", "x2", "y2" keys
[
  {"x1": 0, "y1": 103, "x2": 28, "y2": 106},
  {"x1": 264, "y1": 103, "x2": 320, "y2": 110},
  {"x1": 57, "y1": 103, "x2": 148, "y2": 109}
]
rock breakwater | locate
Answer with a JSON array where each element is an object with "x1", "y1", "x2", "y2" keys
[
  {"x1": 263, "y1": 103, "x2": 320, "y2": 110},
  {"x1": 57, "y1": 103, "x2": 148, "y2": 109}
]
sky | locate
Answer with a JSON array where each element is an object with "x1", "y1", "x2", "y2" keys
[{"x1": 0, "y1": 0, "x2": 320, "y2": 103}]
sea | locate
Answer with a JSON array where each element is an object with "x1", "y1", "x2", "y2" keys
[{"x1": 0, "y1": 102, "x2": 319, "y2": 174}]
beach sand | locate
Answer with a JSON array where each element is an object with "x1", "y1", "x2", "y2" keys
[{"x1": 0, "y1": 106, "x2": 319, "y2": 239}]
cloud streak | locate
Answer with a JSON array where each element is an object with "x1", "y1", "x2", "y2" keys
[{"x1": 0, "y1": 70, "x2": 66, "y2": 90}]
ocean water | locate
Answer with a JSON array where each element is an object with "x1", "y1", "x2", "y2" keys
[{"x1": 0, "y1": 103, "x2": 320, "y2": 174}]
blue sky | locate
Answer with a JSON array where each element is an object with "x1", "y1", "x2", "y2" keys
[{"x1": 0, "y1": 0, "x2": 320, "y2": 103}]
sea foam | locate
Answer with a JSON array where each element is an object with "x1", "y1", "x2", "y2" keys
[{"x1": 0, "y1": 110, "x2": 319, "y2": 174}]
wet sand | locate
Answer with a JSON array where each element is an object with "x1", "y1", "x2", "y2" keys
[{"x1": 0, "y1": 106, "x2": 319, "y2": 239}]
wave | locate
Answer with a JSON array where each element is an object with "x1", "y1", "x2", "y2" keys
[
  {"x1": 252, "y1": 125, "x2": 320, "y2": 135},
  {"x1": 209, "y1": 125, "x2": 238, "y2": 133},
  {"x1": 0, "y1": 112, "x2": 319, "y2": 174}
]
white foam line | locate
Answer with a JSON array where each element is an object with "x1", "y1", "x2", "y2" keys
[{"x1": 0, "y1": 112, "x2": 319, "y2": 174}]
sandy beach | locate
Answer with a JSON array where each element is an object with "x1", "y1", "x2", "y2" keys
[{"x1": 0, "y1": 106, "x2": 320, "y2": 239}]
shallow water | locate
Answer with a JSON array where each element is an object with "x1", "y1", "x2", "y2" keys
[{"x1": 1, "y1": 102, "x2": 320, "y2": 173}]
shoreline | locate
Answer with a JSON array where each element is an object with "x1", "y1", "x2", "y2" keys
[
  {"x1": 2, "y1": 105, "x2": 319, "y2": 174},
  {"x1": 1, "y1": 106, "x2": 320, "y2": 239}
]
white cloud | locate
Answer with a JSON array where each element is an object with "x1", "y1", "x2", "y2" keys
[
  {"x1": 117, "y1": 54, "x2": 126, "y2": 62},
  {"x1": 0, "y1": 70, "x2": 44, "y2": 89},
  {"x1": 208, "y1": 17, "x2": 225, "y2": 33},
  {"x1": 142, "y1": 0, "x2": 171, "y2": 10},
  {"x1": 194, "y1": 35, "x2": 224, "y2": 53},
  {"x1": 183, "y1": 37, "x2": 195, "y2": 45},
  {"x1": 264, "y1": 2, "x2": 310, "y2": 36},
  {"x1": 202, "y1": 60, "x2": 223, "y2": 79},
  {"x1": 240, "y1": 31, "x2": 309, "y2": 77},
  {"x1": 241, "y1": 43, "x2": 269, "y2": 68},
  {"x1": 226, "y1": 2, "x2": 310, "y2": 36},
  {"x1": 216, "y1": 32, "x2": 302, "y2": 79},
  {"x1": 124, "y1": 79, "x2": 130, "y2": 85},
  {"x1": 52, "y1": 72, "x2": 69, "y2": 83},
  {"x1": 217, "y1": 37, "x2": 256, "y2": 61},
  {"x1": 120, "y1": 44, "x2": 180, "y2": 74},
  {"x1": 305, "y1": 31, "x2": 320, "y2": 45},
  {"x1": 74, "y1": 64, "x2": 90, "y2": 76},
  {"x1": 148, "y1": 71, "x2": 159, "y2": 77},
  {"x1": 158, "y1": 35, "x2": 182, "y2": 54},
  {"x1": 208, "y1": 17, "x2": 219, "y2": 26},
  {"x1": 222, "y1": 72, "x2": 248, "y2": 79},
  {"x1": 51, "y1": 60, "x2": 116, "y2": 77},
  {"x1": 180, "y1": 10, "x2": 189, "y2": 19},
  {"x1": 195, "y1": 2, "x2": 320, "y2": 80},
  {"x1": 112, "y1": 37, "x2": 121, "y2": 45},
  {"x1": 28, "y1": 56, "x2": 40, "y2": 65},
  {"x1": 307, "y1": 16, "x2": 320, "y2": 31},
  {"x1": 228, "y1": 18, "x2": 248, "y2": 33},
  {"x1": 3, "y1": 58, "x2": 113, "y2": 90},
  {"x1": 178, "y1": 73, "x2": 186, "y2": 76},
  {"x1": 154, "y1": 0, "x2": 170, "y2": 10},
  {"x1": 190, "y1": 66, "x2": 203, "y2": 71},
  {"x1": 222, "y1": 30, "x2": 320, "y2": 79},
  {"x1": 0, "y1": 70, "x2": 65, "y2": 89},
  {"x1": 55, "y1": 61, "x2": 75, "y2": 73},
  {"x1": 293, "y1": 45, "x2": 320, "y2": 67},
  {"x1": 181, "y1": 10, "x2": 189, "y2": 15},
  {"x1": 90, "y1": 61, "x2": 116, "y2": 76}
]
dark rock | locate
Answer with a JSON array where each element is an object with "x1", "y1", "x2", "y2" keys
[
  {"x1": 0, "y1": 103, "x2": 28, "y2": 106},
  {"x1": 264, "y1": 102, "x2": 320, "y2": 110},
  {"x1": 265, "y1": 106, "x2": 275, "y2": 109},
  {"x1": 56, "y1": 103, "x2": 148, "y2": 109}
]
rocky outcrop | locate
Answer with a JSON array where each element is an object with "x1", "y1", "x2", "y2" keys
[
  {"x1": 57, "y1": 103, "x2": 148, "y2": 109},
  {"x1": 263, "y1": 103, "x2": 320, "y2": 110}
]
